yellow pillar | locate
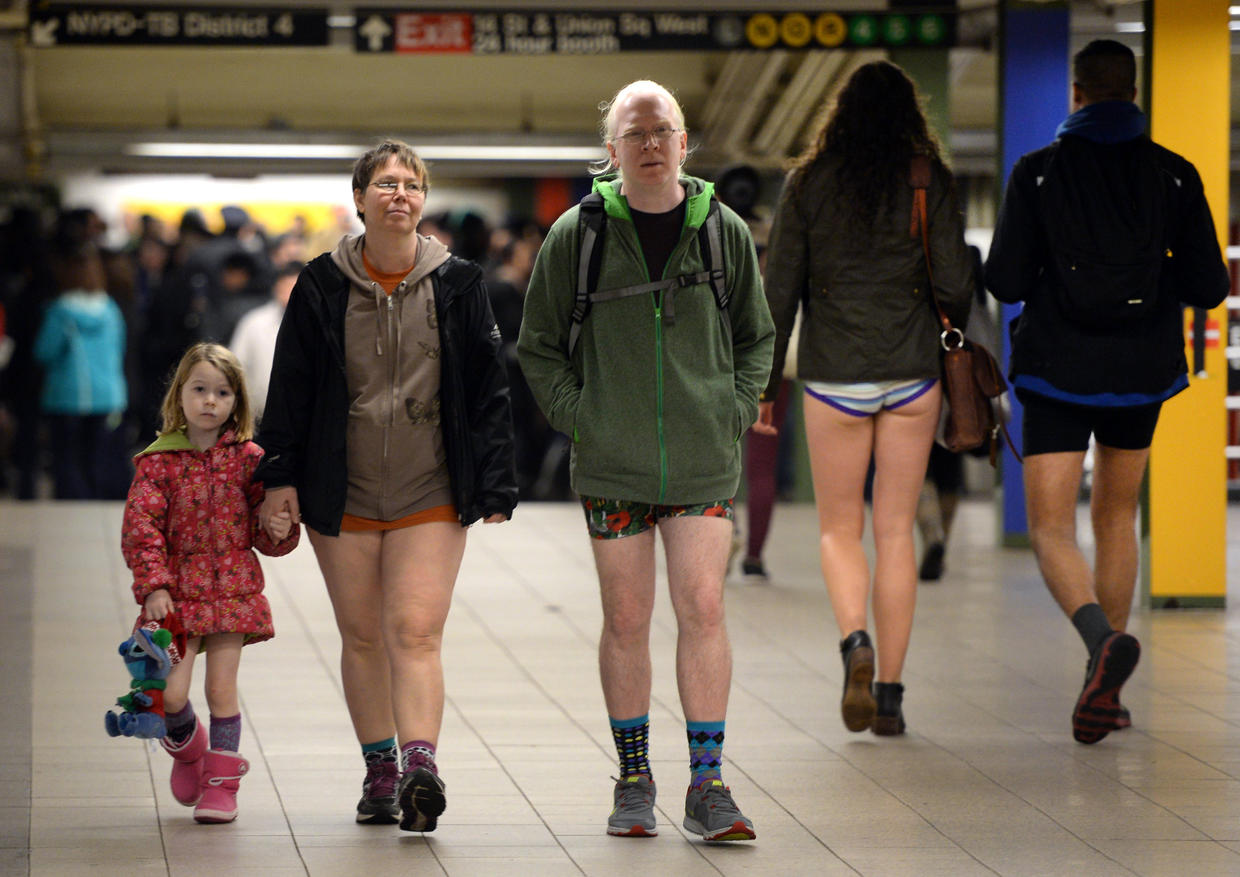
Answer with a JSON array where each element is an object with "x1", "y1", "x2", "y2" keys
[{"x1": 1146, "y1": 0, "x2": 1231, "y2": 607}]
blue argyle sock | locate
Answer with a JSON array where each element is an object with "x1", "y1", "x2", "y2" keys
[{"x1": 686, "y1": 720, "x2": 725, "y2": 788}]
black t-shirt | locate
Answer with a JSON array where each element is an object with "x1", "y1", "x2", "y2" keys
[{"x1": 629, "y1": 201, "x2": 686, "y2": 282}]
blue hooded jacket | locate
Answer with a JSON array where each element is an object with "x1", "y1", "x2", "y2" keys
[{"x1": 33, "y1": 290, "x2": 127, "y2": 414}]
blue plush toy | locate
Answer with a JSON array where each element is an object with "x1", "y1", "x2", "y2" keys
[{"x1": 104, "y1": 626, "x2": 174, "y2": 739}]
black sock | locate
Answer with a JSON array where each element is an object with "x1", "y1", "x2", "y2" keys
[{"x1": 1071, "y1": 603, "x2": 1113, "y2": 655}]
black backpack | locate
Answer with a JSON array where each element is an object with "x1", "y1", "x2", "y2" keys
[
  {"x1": 568, "y1": 191, "x2": 728, "y2": 355},
  {"x1": 1037, "y1": 136, "x2": 1176, "y2": 329}
]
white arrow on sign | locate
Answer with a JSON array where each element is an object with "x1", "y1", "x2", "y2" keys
[
  {"x1": 30, "y1": 19, "x2": 60, "y2": 47},
  {"x1": 358, "y1": 15, "x2": 391, "y2": 52}
]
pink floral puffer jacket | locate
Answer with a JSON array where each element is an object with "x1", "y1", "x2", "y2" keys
[{"x1": 121, "y1": 430, "x2": 299, "y2": 643}]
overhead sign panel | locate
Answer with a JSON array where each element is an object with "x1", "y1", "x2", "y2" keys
[
  {"x1": 28, "y1": 5, "x2": 329, "y2": 47},
  {"x1": 353, "y1": 9, "x2": 957, "y2": 54}
]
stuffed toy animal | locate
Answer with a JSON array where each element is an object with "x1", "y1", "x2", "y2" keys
[{"x1": 104, "y1": 623, "x2": 175, "y2": 739}]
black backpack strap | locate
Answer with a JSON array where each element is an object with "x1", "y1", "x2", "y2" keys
[
  {"x1": 569, "y1": 192, "x2": 606, "y2": 355},
  {"x1": 698, "y1": 198, "x2": 728, "y2": 310}
]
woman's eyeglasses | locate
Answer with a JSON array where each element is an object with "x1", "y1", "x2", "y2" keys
[{"x1": 370, "y1": 179, "x2": 425, "y2": 195}]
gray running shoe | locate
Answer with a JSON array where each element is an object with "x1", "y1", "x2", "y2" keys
[
  {"x1": 682, "y1": 780, "x2": 755, "y2": 842},
  {"x1": 607, "y1": 775, "x2": 657, "y2": 837}
]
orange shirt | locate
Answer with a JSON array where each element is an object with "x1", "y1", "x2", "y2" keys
[{"x1": 362, "y1": 250, "x2": 410, "y2": 295}]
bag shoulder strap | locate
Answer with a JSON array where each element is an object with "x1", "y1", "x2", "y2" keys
[
  {"x1": 908, "y1": 154, "x2": 955, "y2": 340},
  {"x1": 909, "y1": 156, "x2": 1021, "y2": 464}
]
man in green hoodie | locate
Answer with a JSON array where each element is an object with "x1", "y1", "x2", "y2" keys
[{"x1": 518, "y1": 80, "x2": 774, "y2": 842}]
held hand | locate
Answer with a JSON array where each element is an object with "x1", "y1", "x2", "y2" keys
[
  {"x1": 260, "y1": 486, "x2": 300, "y2": 538},
  {"x1": 482, "y1": 513, "x2": 508, "y2": 524},
  {"x1": 143, "y1": 589, "x2": 173, "y2": 621},
  {"x1": 751, "y1": 401, "x2": 779, "y2": 436},
  {"x1": 267, "y1": 509, "x2": 293, "y2": 541}
]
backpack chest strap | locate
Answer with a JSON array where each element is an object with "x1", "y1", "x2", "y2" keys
[{"x1": 592, "y1": 269, "x2": 717, "y2": 323}]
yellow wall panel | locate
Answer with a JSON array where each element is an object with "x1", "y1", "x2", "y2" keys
[{"x1": 1147, "y1": 0, "x2": 1230, "y2": 604}]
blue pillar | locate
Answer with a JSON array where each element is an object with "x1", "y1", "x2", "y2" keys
[{"x1": 995, "y1": 2, "x2": 1069, "y2": 545}]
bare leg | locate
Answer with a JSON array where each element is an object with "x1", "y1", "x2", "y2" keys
[
  {"x1": 200, "y1": 633, "x2": 245, "y2": 718},
  {"x1": 379, "y1": 522, "x2": 466, "y2": 746},
  {"x1": 163, "y1": 637, "x2": 201, "y2": 714},
  {"x1": 870, "y1": 385, "x2": 941, "y2": 682},
  {"x1": 803, "y1": 396, "x2": 874, "y2": 637},
  {"x1": 592, "y1": 529, "x2": 657, "y2": 719},
  {"x1": 1089, "y1": 444, "x2": 1150, "y2": 631},
  {"x1": 660, "y1": 515, "x2": 734, "y2": 722},
  {"x1": 1024, "y1": 451, "x2": 1095, "y2": 618},
  {"x1": 309, "y1": 527, "x2": 394, "y2": 744}
]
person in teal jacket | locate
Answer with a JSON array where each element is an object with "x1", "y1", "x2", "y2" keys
[
  {"x1": 518, "y1": 79, "x2": 774, "y2": 843},
  {"x1": 33, "y1": 238, "x2": 128, "y2": 498}
]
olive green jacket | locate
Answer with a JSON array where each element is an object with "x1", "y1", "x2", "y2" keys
[
  {"x1": 518, "y1": 174, "x2": 774, "y2": 504},
  {"x1": 763, "y1": 153, "x2": 973, "y2": 398}
]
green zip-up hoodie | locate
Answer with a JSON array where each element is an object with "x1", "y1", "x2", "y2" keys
[{"x1": 518, "y1": 174, "x2": 774, "y2": 505}]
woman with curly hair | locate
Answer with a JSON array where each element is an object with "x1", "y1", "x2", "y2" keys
[{"x1": 758, "y1": 60, "x2": 974, "y2": 735}]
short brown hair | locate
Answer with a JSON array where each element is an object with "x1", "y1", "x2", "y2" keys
[
  {"x1": 159, "y1": 342, "x2": 255, "y2": 442},
  {"x1": 352, "y1": 139, "x2": 430, "y2": 221}
]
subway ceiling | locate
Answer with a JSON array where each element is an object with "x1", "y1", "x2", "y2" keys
[{"x1": 9, "y1": 0, "x2": 1190, "y2": 182}]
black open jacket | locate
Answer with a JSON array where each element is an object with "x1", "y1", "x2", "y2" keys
[
  {"x1": 255, "y1": 252, "x2": 517, "y2": 535},
  {"x1": 986, "y1": 132, "x2": 1229, "y2": 402}
]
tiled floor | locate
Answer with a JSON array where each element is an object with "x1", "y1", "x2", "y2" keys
[{"x1": 3, "y1": 497, "x2": 1240, "y2": 876}]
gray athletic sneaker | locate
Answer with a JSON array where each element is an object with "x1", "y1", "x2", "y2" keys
[
  {"x1": 682, "y1": 780, "x2": 756, "y2": 841},
  {"x1": 607, "y1": 775, "x2": 657, "y2": 837}
]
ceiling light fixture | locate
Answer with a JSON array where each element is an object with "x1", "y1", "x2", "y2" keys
[{"x1": 123, "y1": 142, "x2": 602, "y2": 162}]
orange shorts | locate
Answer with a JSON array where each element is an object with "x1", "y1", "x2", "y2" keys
[{"x1": 339, "y1": 504, "x2": 457, "y2": 532}]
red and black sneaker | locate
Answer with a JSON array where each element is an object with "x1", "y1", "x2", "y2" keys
[{"x1": 1072, "y1": 632, "x2": 1140, "y2": 744}]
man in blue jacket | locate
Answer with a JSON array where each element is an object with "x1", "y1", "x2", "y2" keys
[{"x1": 986, "y1": 39, "x2": 1229, "y2": 744}]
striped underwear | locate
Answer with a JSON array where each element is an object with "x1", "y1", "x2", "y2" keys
[{"x1": 804, "y1": 378, "x2": 937, "y2": 417}]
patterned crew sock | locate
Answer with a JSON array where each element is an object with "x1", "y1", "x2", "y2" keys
[
  {"x1": 362, "y1": 737, "x2": 399, "y2": 771},
  {"x1": 609, "y1": 714, "x2": 652, "y2": 779},
  {"x1": 686, "y1": 720, "x2": 725, "y2": 788},
  {"x1": 209, "y1": 713, "x2": 242, "y2": 752},
  {"x1": 165, "y1": 702, "x2": 196, "y2": 744},
  {"x1": 400, "y1": 740, "x2": 438, "y2": 775}
]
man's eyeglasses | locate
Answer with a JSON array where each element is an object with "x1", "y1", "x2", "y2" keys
[
  {"x1": 370, "y1": 179, "x2": 426, "y2": 195},
  {"x1": 612, "y1": 126, "x2": 682, "y2": 146}
]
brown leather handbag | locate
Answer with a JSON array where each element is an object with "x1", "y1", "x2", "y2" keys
[{"x1": 909, "y1": 156, "x2": 1020, "y2": 465}]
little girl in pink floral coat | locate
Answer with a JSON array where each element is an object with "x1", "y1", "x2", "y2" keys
[{"x1": 121, "y1": 342, "x2": 298, "y2": 825}]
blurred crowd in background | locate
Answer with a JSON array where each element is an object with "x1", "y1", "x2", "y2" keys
[{"x1": 0, "y1": 200, "x2": 566, "y2": 503}]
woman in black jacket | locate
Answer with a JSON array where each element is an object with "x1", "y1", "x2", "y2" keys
[
  {"x1": 255, "y1": 140, "x2": 516, "y2": 833},
  {"x1": 760, "y1": 61, "x2": 973, "y2": 737}
]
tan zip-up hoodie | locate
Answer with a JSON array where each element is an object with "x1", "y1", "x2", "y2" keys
[{"x1": 331, "y1": 233, "x2": 453, "y2": 521}]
